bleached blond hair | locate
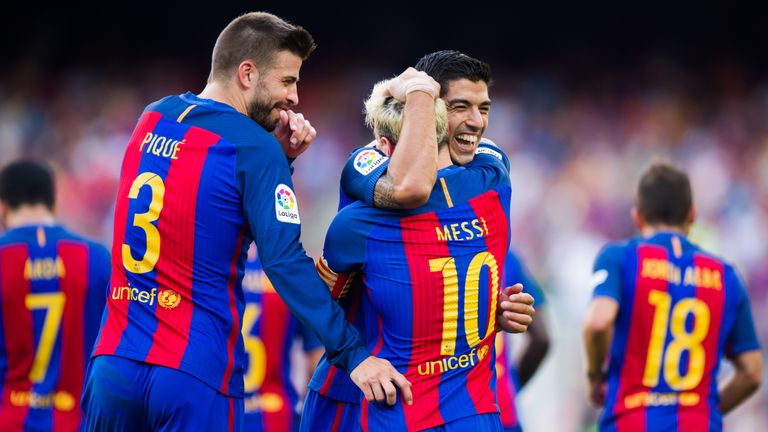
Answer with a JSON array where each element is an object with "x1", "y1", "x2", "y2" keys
[{"x1": 363, "y1": 79, "x2": 448, "y2": 146}]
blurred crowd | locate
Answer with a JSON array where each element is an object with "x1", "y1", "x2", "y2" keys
[{"x1": 1, "y1": 58, "x2": 766, "y2": 431}]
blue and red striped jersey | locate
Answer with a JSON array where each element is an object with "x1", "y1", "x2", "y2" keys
[
  {"x1": 241, "y1": 253, "x2": 321, "y2": 431},
  {"x1": 322, "y1": 148, "x2": 512, "y2": 431},
  {"x1": 0, "y1": 224, "x2": 109, "y2": 431},
  {"x1": 591, "y1": 232, "x2": 760, "y2": 431},
  {"x1": 311, "y1": 139, "x2": 512, "y2": 408},
  {"x1": 92, "y1": 92, "x2": 368, "y2": 397},
  {"x1": 494, "y1": 249, "x2": 546, "y2": 431}
]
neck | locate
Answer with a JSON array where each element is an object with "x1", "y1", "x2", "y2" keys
[
  {"x1": 5, "y1": 205, "x2": 56, "y2": 228},
  {"x1": 437, "y1": 145, "x2": 453, "y2": 169},
  {"x1": 641, "y1": 224, "x2": 689, "y2": 237},
  {"x1": 198, "y1": 80, "x2": 249, "y2": 116}
]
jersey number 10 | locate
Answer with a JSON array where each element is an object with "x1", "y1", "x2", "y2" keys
[{"x1": 430, "y1": 251, "x2": 499, "y2": 357}]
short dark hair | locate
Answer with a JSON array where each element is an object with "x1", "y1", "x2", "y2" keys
[
  {"x1": 636, "y1": 161, "x2": 692, "y2": 226},
  {"x1": 209, "y1": 12, "x2": 316, "y2": 82},
  {"x1": 0, "y1": 160, "x2": 55, "y2": 210},
  {"x1": 414, "y1": 50, "x2": 492, "y2": 97}
]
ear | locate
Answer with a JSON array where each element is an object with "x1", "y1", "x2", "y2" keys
[
  {"x1": 687, "y1": 205, "x2": 697, "y2": 226},
  {"x1": 630, "y1": 207, "x2": 644, "y2": 232},
  {"x1": 237, "y1": 60, "x2": 259, "y2": 90},
  {"x1": 379, "y1": 136, "x2": 396, "y2": 157}
]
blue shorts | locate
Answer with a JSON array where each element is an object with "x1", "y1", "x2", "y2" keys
[
  {"x1": 81, "y1": 355, "x2": 243, "y2": 432},
  {"x1": 424, "y1": 413, "x2": 504, "y2": 432},
  {"x1": 300, "y1": 388, "x2": 360, "y2": 431}
]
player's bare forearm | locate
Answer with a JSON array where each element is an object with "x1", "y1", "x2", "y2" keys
[
  {"x1": 582, "y1": 297, "x2": 619, "y2": 377},
  {"x1": 583, "y1": 325, "x2": 611, "y2": 378},
  {"x1": 373, "y1": 91, "x2": 438, "y2": 209},
  {"x1": 373, "y1": 174, "x2": 406, "y2": 209},
  {"x1": 719, "y1": 350, "x2": 762, "y2": 414},
  {"x1": 517, "y1": 312, "x2": 550, "y2": 388}
]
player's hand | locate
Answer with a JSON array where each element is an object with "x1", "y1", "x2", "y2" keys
[
  {"x1": 274, "y1": 109, "x2": 317, "y2": 159},
  {"x1": 587, "y1": 371, "x2": 607, "y2": 407},
  {"x1": 387, "y1": 67, "x2": 440, "y2": 101},
  {"x1": 496, "y1": 283, "x2": 535, "y2": 333},
  {"x1": 350, "y1": 356, "x2": 413, "y2": 406}
]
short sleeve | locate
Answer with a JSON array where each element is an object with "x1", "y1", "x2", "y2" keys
[{"x1": 340, "y1": 145, "x2": 390, "y2": 206}]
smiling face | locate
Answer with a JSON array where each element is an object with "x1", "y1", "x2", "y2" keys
[
  {"x1": 443, "y1": 78, "x2": 491, "y2": 166},
  {"x1": 247, "y1": 50, "x2": 302, "y2": 131}
]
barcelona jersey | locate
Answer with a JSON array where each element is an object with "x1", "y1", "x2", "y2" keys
[
  {"x1": 92, "y1": 92, "x2": 368, "y2": 397},
  {"x1": 591, "y1": 232, "x2": 760, "y2": 431},
  {"x1": 322, "y1": 144, "x2": 512, "y2": 431},
  {"x1": 0, "y1": 225, "x2": 109, "y2": 431},
  {"x1": 311, "y1": 139, "x2": 511, "y2": 407},
  {"x1": 494, "y1": 249, "x2": 546, "y2": 432},
  {"x1": 241, "y1": 253, "x2": 321, "y2": 431}
]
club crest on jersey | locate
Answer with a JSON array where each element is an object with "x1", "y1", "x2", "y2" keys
[
  {"x1": 158, "y1": 289, "x2": 181, "y2": 309},
  {"x1": 353, "y1": 149, "x2": 387, "y2": 175},
  {"x1": 275, "y1": 184, "x2": 300, "y2": 224}
]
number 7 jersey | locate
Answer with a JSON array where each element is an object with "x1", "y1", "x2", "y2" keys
[
  {"x1": 591, "y1": 232, "x2": 760, "y2": 431},
  {"x1": 321, "y1": 147, "x2": 512, "y2": 431}
]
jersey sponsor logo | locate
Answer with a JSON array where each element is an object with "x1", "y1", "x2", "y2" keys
[
  {"x1": 158, "y1": 289, "x2": 181, "y2": 309},
  {"x1": 417, "y1": 345, "x2": 488, "y2": 376},
  {"x1": 353, "y1": 149, "x2": 387, "y2": 175},
  {"x1": 111, "y1": 286, "x2": 158, "y2": 305},
  {"x1": 623, "y1": 391, "x2": 700, "y2": 409},
  {"x1": 244, "y1": 392, "x2": 286, "y2": 413},
  {"x1": 275, "y1": 184, "x2": 300, "y2": 224},
  {"x1": 476, "y1": 145, "x2": 503, "y2": 161},
  {"x1": 9, "y1": 390, "x2": 76, "y2": 411}
]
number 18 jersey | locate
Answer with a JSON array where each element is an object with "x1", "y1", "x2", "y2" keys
[{"x1": 591, "y1": 232, "x2": 760, "y2": 431}]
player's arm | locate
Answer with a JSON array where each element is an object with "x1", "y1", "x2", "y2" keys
[
  {"x1": 582, "y1": 244, "x2": 624, "y2": 406},
  {"x1": 583, "y1": 297, "x2": 618, "y2": 407},
  {"x1": 517, "y1": 314, "x2": 549, "y2": 388},
  {"x1": 342, "y1": 69, "x2": 440, "y2": 209},
  {"x1": 719, "y1": 270, "x2": 762, "y2": 414},
  {"x1": 237, "y1": 140, "x2": 370, "y2": 375},
  {"x1": 372, "y1": 88, "x2": 438, "y2": 209},
  {"x1": 513, "y1": 258, "x2": 550, "y2": 387},
  {"x1": 719, "y1": 351, "x2": 762, "y2": 414},
  {"x1": 321, "y1": 207, "x2": 414, "y2": 406}
]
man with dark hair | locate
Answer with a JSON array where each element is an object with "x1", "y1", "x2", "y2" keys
[
  {"x1": 81, "y1": 11, "x2": 409, "y2": 431},
  {"x1": 0, "y1": 160, "x2": 110, "y2": 431},
  {"x1": 583, "y1": 161, "x2": 762, "y2": 431},
  {"x1": 323, "y1": 51, "x2": 543, "y2": 430}
]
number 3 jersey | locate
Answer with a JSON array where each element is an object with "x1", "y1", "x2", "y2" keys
[
  {"x1": 591, "y1": 232, "x2": 760, "y2": 431},
  {"x1": 0, "y1": 225, "x2": 110, "y2": 431},
  {"x1": 93, "y1": 93, "x2": 367, "y2": 397},
  {"x1": 321, "y1": 149, "x2": 512, "y2": 431}
]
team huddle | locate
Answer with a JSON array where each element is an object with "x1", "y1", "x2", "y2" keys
[{"x1": 0, "y1": 10, "x2": 761, "y2": 432}]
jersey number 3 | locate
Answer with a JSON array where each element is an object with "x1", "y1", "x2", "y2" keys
[{"x1": 122, "y1": 172, "x2": 166, "y2": 274}]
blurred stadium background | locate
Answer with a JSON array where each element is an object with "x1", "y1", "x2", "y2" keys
[{"x1": 2, "y1": 2, "x2": 766, "y2": 430}]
